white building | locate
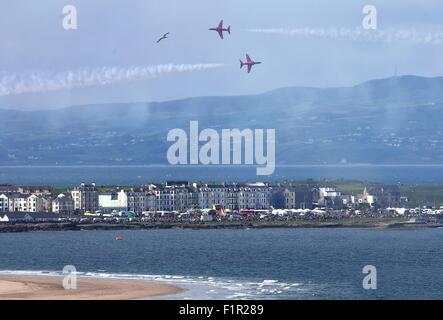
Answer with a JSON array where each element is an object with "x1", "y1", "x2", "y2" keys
[
  {"x1": 195, "y1": 183, "x2": 272, "y2": 211},
  {"x1": 52, "y1": 193, "x2": 75, "y2": 214},
  {"x1": 127, "y1": 188, "x2": 156, "y2": 213},
  {"x1": 26, "y1": 194, "x2": 45, "y2": 212},
  {"x1": 99, "y1": 190, "x2": 128, "y2": 213},
  {"x1": 198, "y1": 185, "x2": 227, "y2": 209},
  {"x1": 319, "y1": 187, "x2": 341, "y2": 198},
  {"x1": 71, "y1": 189, "x2": 80, "y2": 210},
  {"x1": 237, "y1": 186, "x2": 271, "y2": 210},
  {"x1": 0, "y1": 194, "x2": 9, "y2": 212},
  {"x1": 358, "y1": 188, "x2": 376, "y2": 206},
  {"x1": 283, "y1": 189, "x2": 297, "y2": 210},
  {"x1": 71, "y1": 183, "x2": 99, "y2": 213},
  {"x1": 9, "y1": 194, "x2": 29, "y2": 212},
  {"x1": 155, "y1": 186, "x2": 190, "y2": 212},
  {"x1": 4, "y1": 194, "x2": 45, "y2": 212}
]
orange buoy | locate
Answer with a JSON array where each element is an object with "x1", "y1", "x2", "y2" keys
[{"x1": 115, "y1": 236, "x2": 124, "y2": 241}]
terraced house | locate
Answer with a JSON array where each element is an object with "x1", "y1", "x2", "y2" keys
[
  {"x1": 127, "y1": 187, "x2": 156, "y2": 213},
  {"x1": 71, "y1": 183, "x2": 99, "y2": 213},
  {"x1": 0, "y1": 194, "x2": 9, "y2": 212}
]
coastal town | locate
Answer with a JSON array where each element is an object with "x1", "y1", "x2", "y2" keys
[{"x1": 0, "y1": 181, "x2": 442, "y2": 228}]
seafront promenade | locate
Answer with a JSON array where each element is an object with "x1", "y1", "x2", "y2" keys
[
  {"x1": 0, "y1": 216, "x2": 442, "y2": 234},
  {"x1": 1, "y1": 181, "x2": 443, "y2": 231}
]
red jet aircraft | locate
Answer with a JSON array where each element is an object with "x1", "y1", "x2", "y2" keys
[
  {"x1": 240, "y1": 54, "x2": 262, "y2": 73},
  {"x1": 209, "y1": 20, "x2": 231, "y2": 39}
]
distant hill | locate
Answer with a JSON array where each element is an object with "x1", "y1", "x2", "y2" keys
[{"x1": 1, "y1": 75, "x2": 443, "y2": 166}]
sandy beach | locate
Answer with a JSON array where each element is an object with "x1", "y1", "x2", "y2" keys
[{"x1": 0, "y1": 275, "x2": 184, "y2": 300}]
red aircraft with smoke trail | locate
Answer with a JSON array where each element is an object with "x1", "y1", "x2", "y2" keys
[
  {"x1": 240, "y1": 54, "x2": 262, "y2": 73},
  {"x1": 209, "y1": 20, "x2": 231, "y2": 39}
]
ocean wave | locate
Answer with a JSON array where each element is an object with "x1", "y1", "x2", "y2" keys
[{"x1": 0, "y1": 270, "x2": 310, "y2": 300}]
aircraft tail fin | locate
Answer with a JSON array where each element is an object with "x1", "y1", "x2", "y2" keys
[
  {"x1": 227, "y1": 26, "x2": 231, "y2": 35},
  {"x1": 240, "y1": 60, "x2": 244, "y2": 69}
]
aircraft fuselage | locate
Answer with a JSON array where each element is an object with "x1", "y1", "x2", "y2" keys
[{"x1": 210, "y1": 27, "x2": 229, "y2": 32}]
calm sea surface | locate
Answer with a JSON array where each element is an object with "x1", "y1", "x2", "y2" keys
[
  {"x1": 0, "y1": 228, "x2": 442, "y2": 300},
  {"x1": 1, "y1": 165, "x2": 443, "y2": 187}
]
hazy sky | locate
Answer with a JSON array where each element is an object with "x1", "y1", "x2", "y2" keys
[{"x1": 1, "y1": 0, "x2": 443, "y2": 109}]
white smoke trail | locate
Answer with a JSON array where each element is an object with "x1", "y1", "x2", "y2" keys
[
  {"x1": 247, "y1": 27, "x2": 443, "y2": 45},
  {"x1": 0, "y1": 63, "x2": 224, "y2": 96}
]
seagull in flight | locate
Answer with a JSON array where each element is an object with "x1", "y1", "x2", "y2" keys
[{"x1": 156, "y1": 32, "x2": 170, "y2": 43}]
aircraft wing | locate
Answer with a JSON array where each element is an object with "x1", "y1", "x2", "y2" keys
[
  {"x1": 218, "y1": 30, "x2": 224, "y2": 39},
  {"x1": 247, "y1": 65, "x2": 252, "y2": 73},
  {"x1": 218, "y1": 20, "x2": 224, "y2": 29},
  {"x1": 246, "y1": 54, "x2": 252, "y2": 63}
]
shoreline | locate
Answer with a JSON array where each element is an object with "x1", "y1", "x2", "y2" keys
[
  {"x1": 0, "y1": 275, "x2": 184, "y2": 300},
  {"x1": 0, "y1": 219, "x2": 442, "y2": 233}
]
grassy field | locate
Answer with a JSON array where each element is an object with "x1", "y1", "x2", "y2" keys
[
  {"x1": 400, "y1": 185, "x2": 443, "y2": 208},
  {"x1": 289, "y1": 179, "x2": 372, "y2": 194},
  {"x1": 289, "y1": 179, "x2": 443, "y2": 208},
  {"x1": 329, "y1": 180, "x2": 443, "y2": 208}
]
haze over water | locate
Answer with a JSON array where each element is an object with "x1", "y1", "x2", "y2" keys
[{"x1": 1, "y1": 165, "x2": 443, "y2": 187}]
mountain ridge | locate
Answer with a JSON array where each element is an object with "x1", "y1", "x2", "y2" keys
[
  {"x1": 1, "y1": 75, "x2": 442, "y2": 166},
  {"x1": 2, "y1": 74, "x2": 442, "y2": 113}
]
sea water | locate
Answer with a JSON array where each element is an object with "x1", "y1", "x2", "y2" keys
[{"x1": 0, "y1": 228, "x2": 441, "y2": 300}]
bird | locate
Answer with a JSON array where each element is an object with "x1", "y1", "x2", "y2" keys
[{"x1": 156, "y1": 32, "x2": 170, "y2": 43}]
